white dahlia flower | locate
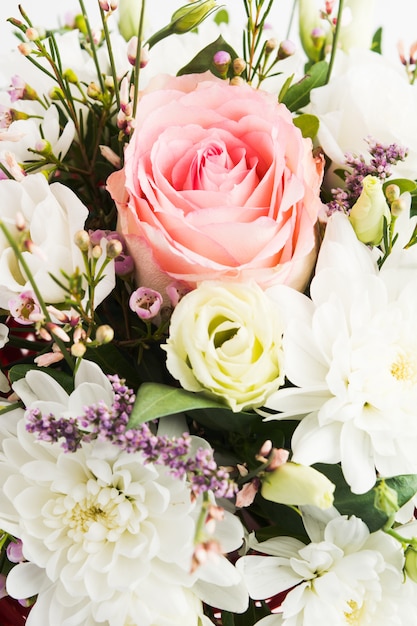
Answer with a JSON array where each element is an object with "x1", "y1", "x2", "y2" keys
[{"x1": 0, "y1": 360, "x2": 248, "y2": 625}]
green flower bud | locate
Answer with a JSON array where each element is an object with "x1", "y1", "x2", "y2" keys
[
  {"x1": 118, "y1": 0, "x2": 143, "y2": 42},
  {"x1": 405, "y1": 546, "x2": 417, "y2": 583},
  {"x1": 373, "y1": 479, "x2": 399, "y2": 517},
  {"x1": 349, "y1": 175, "x2": 391, "y2": 245},
  {"x1": 261, "y1": 462, "x2": 335, "y2": 509},
  {"x1": 170, "y1": 0, "x2": 217, "y2": 34},
  {"x1": 63, "y1": 69, "x2": 79, "y2": 85}
]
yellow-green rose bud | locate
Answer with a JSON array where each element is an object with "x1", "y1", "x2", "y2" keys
[
  {"x1": 261, "y1": 462, "x2": 335, "y2": 509},
  {"x1": 349, "y1": 175, "x2": 391, "y2": 245},
  {"x1": 405, "y1": 546, "x2": 417, "y2": 583},
  {"x1": 118, "y1": 0, "x2": 143, "y2": 42},
  {"x1": 170, "y1": 0, "x2": 217, "y2": 34}
]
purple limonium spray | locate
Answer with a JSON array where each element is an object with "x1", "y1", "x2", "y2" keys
[
  {"x1": 327, "y1": 137, "x2": 408, "y2": 215},
  {"x1": 25, "y1": 375, "x2": 236, "y2": 499}
]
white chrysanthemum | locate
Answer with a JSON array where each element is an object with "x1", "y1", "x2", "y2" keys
[
  {"x1": 264, "y1": 212, "x2": 417, "y2": 494},
  {"x1": 237, "y1": 512, "x2": 417, "y2": 626},
  {"x1": 0, "y1": 360, "x2": 247, "y2": 625}
]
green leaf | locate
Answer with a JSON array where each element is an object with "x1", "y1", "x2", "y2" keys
[
  {"x1": 177, "y1": 35, "x2": 239, "y2": 79},
  {"x1": 293, "y1": 113, "x2": 320, "y2": 140},
  {"x1": 371, "y1": 27, "x2": 382, "y2": 54},
  {"x1": 214, "y1": 8, "x2": 229, "y2": 25},
  {"x1": 128, "y1": 383, "x2": 228, "y2": 426},
  {"x1": 277, "y1": 73, "x2": 294, "y2": 103},
  {"x1": 316, "y1": 464, "x2": 417, "y2": 532},
  {"x1": 8, "y1": 364, "x2": 74, "y2": 394},
  {"x1": 281, "y1": 60, "x2": 328, "y2": 112},
  {"x1": 383, "y1": 178, "x2": 417, "y2": 195}
]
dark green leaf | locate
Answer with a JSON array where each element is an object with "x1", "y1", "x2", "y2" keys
[
  {"x1": 189, "y1": 406, "x2": 257, "y2": 433},
  {"x1": 9, "y1": 364, "x2": 74, "y2": 394},
  {"x1": 293, "y1": 113, "x2": 320, "y2": 140},
  {"x1": 315, "y1": 464, "x2": 417, "y2": 532},
  {"x1": 281, "y1": 60, "x2": 328, "y2": 112},
  {"x1": 177, "y1": 35, "x2": 239, "y2": 79}
]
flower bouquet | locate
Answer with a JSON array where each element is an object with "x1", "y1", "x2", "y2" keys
[{"x1": 2, "y1": 0, "x2": 417, "y2": 624}]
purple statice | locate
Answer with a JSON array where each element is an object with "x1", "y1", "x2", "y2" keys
[
  {"x1": 25, "y1": 408, "x2": 83, "y2": 452},
  {"x1": 327, "y1": 137, "x2": 408, "y2": 216},
  {"x1": 25, "y1": 375, "x2": 236, "y2": 499}
]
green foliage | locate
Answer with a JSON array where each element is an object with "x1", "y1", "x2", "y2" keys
[
  {"x1": 9, "y1": 364, "x2": 74, "y2": 394},
  {"x1": 293, "y1": 113, "x2": 320, "y2": 140},
  {"x1": 371, "y1": 27, "x2": 383, "y2": 54},
  {"x1": 214, "y1": 8, "x2": 229, "y2": 25},
  {"x1": 316, "y1": 464, "x2": 417, "y2": 532},
  {"x1": 177, "y1": 35, "x2": 239, "y2": 80},
  {"x1": 281, "y1": 61, "x2": 328, "y2": 112},
  {"x1": 383, "y1": 178, "x2": 417, "y2": 195},
  {"x1": 129, "y1": 382, "x2": 232, "y2": 425}
]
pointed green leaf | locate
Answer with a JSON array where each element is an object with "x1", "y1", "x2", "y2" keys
[
  {"x1": 128, "y1": 383, "x2": 227, "y2": 426},
  {"x1": 277, "y1": 73, "x2": 294, "y2": 103},
  {"x1": 315, "y1": 463, "x2": 417, "y2": 532},
  {"x1": 177, "y1": 35, "x2": 239, "y2": 79},
  {"x1": 293, "y1": 113, "x2": 320, "y2": 140},
  {"x1": 214, "y1": 8, "x2": 229, "y2": 25},
  {"x1": 281, "y1": 60, "x2": 328, "y2": 112},
  {"x1": 9, "y1": 364, "x2": 74, "y2": 394},
  {"x1": 371, "y1": 27, "x2": 382, "y2": 54}
]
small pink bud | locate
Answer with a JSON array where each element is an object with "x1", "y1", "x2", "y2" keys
[
  {"x1": 18, "y1": 42, "x2": 32, "y2": 56},
  {"x1": 25, "y1": 27, "x2": 39, "y2": 41}
]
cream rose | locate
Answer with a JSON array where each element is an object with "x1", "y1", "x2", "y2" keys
[
  {"x1": 162, "y1": 281, "x2": 284, "y2": 412},
  {"x1": 107, "y1": 72, "x2": 324, "y2": 295}
]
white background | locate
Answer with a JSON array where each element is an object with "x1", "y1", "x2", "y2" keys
[{"x1": 0, "y1": 1, "x2": 416, "y2": 58}]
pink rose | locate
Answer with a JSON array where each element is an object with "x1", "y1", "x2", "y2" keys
[{"x1": 107, "y1": 72, "x2": 325, "y2": 292}]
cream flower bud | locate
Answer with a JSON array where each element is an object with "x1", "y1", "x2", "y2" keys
[
  {"x1": 384, "y1": 183, "x2": 401, "y2": 204},
  {"x1": 25, "y1": 27, "x2": 40, "y2": 41},
  {"x1": 95, "y1": 324, "x2": 114, "y2": 344},
  {"x1": 71, "y1": 342, "x2": 87, "y2": 358},
  {"x1": 261, "y1": 462, "x2": 335, "y2": 509},
  {"x1": 74, "y1": 230, "x2": 91, "y2": 251},
  {"x1": 349, "y1": 175, "x2": 391, "y2": 245},
  {"x1": 390, "y1": 193, "x2": 411, "y2": 218},
  {"x1": 232, "y1": 57, "x2": 246, "y2": 76}
]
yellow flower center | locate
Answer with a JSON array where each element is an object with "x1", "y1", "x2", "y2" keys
[
  {"x1": 344, "y1": 599, "x2": 361, "y2": 624},
  {"x1": 390, "y1": 349, "x2": 417, "y2": 385}
]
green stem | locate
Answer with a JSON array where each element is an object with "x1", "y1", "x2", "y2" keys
[
  {"x1": 99, "y1": 6, "x2": 120, "y2": 110},
  {"x1": 78, "y1": 0, "x2": 106, "y2": 93},
  {"x1": 0, "y1": 221, "x2": 74, "y2": 371},
  {"x1": 325, "y1": 0, "x2": 344, "y2": 84},
  {"x1": 286, "y1": 0, "x2": 298, "y2": 40},
  {"x1": 132, "y1": 0, "x2": 147, "y2": 118}
]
